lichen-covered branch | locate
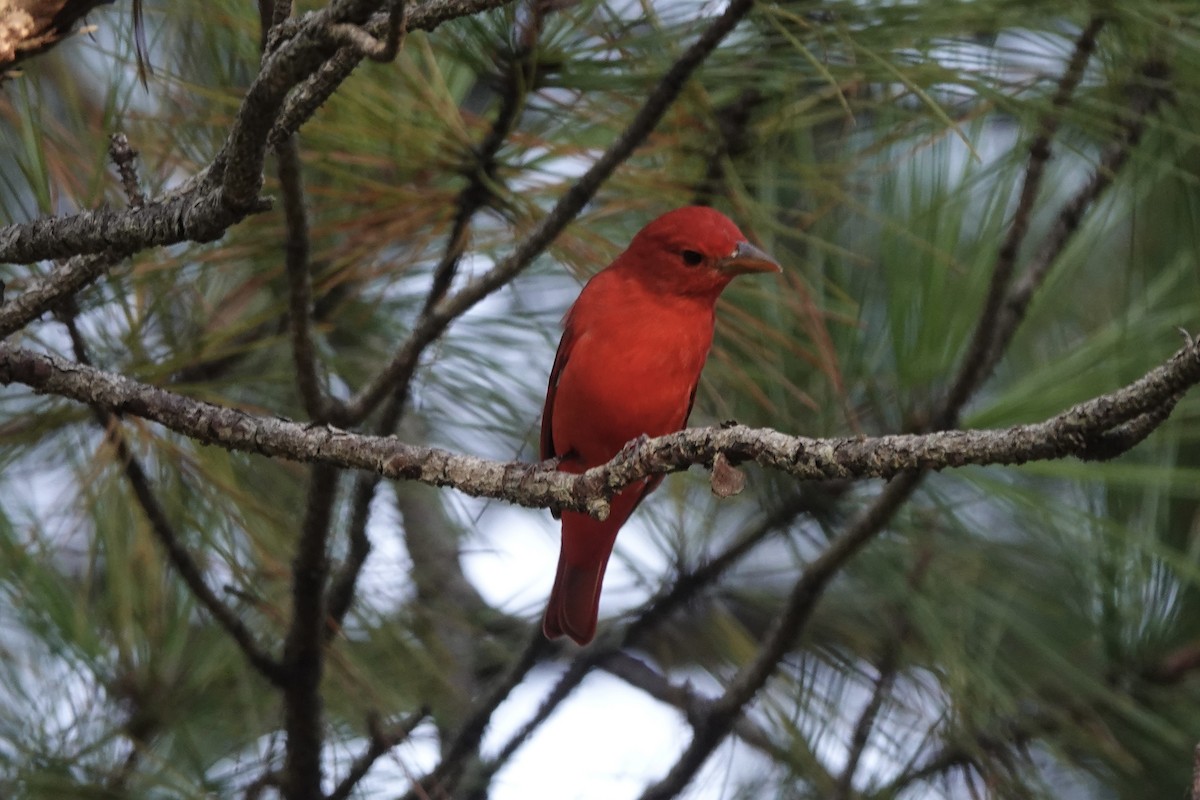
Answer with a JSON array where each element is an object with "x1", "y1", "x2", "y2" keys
[{"x1": 0, "y1": 339, "x2": 1195, "y2": 519}]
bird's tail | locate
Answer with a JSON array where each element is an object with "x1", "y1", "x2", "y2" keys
[
  {"x1": 543, "y1": 479, "x2": 658, "y2": 645},
  {"x1": 542, "y1": 508, "x2": 619, "y2": 646}
]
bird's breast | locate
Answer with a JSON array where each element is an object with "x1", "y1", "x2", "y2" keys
[{"x1": 552, "y1": 300, "x2": 715, "y2": 467}]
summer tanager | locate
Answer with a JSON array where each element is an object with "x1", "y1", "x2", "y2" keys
[{"x1": 540, "y1": 206, "x2": 780, "y2": 644}]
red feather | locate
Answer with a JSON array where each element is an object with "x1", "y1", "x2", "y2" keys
[{"x1": 540, "y1": 207, "x2": 779, "y2": 644}]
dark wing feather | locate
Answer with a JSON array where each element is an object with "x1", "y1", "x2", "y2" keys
[
  {"x1": 540, "y1": 321, "x2": 576, "y2": 462},
  {"x1": 541, "y1": 319, "x2": 580, "y2": 521}
]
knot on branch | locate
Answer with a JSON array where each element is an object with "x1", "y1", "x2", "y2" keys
[
  {"x1": 710, "y1": 452, "x2": 746, "y2": 498},
  {"x1": 327, "y1": 1, "x2": 406, "y2": 62},
  {"x1": 177, "y1": 190, "x2": 273, "y2": 243}
]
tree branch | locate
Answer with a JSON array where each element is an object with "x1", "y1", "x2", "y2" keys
[
  {"x1": 280, "y1": 464, "x2": 339, "y2": 800},
  {"x1": 0, "y1": 339, "x2": 1196, "y2": 516},
  {"x1": 0, "y1": 0, "x2": 517, "y2": 350},
  {"x1": 56, "y1": 316, "x2": 285, "y2": 686},
  {"x1": 267, "y1": 0, "x2": 515, "y2": 152},
  {"x1": 328, "y1": 708, "x2": 429, "y2": 800},
  {"x1": 276, "y1": 135, "x2": 329, "y2": 420},
  {"x1": 940, "y1": 16, "x2": 1104, "y2": 425},
  {"x1": 638, "y1": 35, "x2": 1173, "y2": 798},
  {"x1": 600, "y1": 650, "x2": 834, "y2": 788},
  {"x1": 400, "y1": 630, "x2": 551, "y2": 799}
]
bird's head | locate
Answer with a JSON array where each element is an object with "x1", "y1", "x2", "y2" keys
[{"x1": 619, "y1": 206, "x2": 781, "y2": 298}]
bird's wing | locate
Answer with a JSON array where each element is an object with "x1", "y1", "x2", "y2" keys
[
  {"x1": 540, "y1": 314, "x2": 577, "y2": 462},
  {"x1": 624, "y1": 376, "x2": 696, "y2": 517}
]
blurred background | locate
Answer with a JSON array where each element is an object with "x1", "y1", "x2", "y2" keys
[{"x1": 1, "y1": 1, "x2": 1199, "y2": 798}]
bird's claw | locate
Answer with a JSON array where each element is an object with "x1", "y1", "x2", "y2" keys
[{"x1": 617, "y1": 434, "x2": 651, "y2": 461}]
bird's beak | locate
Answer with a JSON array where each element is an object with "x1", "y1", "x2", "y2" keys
[{"x1": 717, "y1": 241, "x2": 781, "y2": 276}]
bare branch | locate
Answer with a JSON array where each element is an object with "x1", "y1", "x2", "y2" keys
[
  {"x1": 0, "y1": 189, "x2": 254, "y2": 266},
  {"x1": 267, "y1": 0, "x2": 516, "y2": 152},
  {"x1": 601, "y1": 650, "x2": 831, "y2": 783},
  {"x1": 991, "y1": 58, "x2": 1173, "y2": 370},
  {"x1": 833, "y1": 550, "x2": 930, "y2": 800},
  {"x1": 324, "y1": 471, "x2": 377, "y2": 635},
  {"x1": 0, "y1": 250, "x2": 120, "y2": 338},
  {"x1": 1, "y1": 339, "x2": 1196, "y2": 517},
  {"x1": 328, "y1": 0, "x2": 406, "y2": 61}
]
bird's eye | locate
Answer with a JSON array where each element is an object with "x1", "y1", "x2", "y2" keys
[{"x1": 681, "y1": 249, "x2": 704, "y2": 266}]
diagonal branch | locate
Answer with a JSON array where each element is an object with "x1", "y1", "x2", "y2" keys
[
  {"x1": 600, "y1": 650, "x2": 834, "y2": 786},
  {"x1": 0, "y1": 250, "x2": 123, "y2": 338},
  {"x1": 638, "y1": 33, "x2": 1171, "y2": 800},
  {"x1": 328, "y1": 708, "x2": 429, "y2": 800},
  {"x1": 0, "y1": 0, "x2": 517, "y2": 353},
  {"x1": 988, "y1": 58, "x2": 1173, "y2": 372},
  {"x1": 939, "y1": 16, "x2": 1104, "y2": 425},
  {"x1": 400, "y1": 631, "x2": 551, "y2": 799},
  {"x1": 832, "y1": 549, "x2": 931, "y2": 800},
  {"x1": 57, "y1": 316, "x2": 285, "y2": 686}
]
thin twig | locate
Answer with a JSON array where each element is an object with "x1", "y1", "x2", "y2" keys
[
  {"x1": 338, "y1": 5, "x2": 542, "y2": 433},
  {"x1": 324, "y1": 470, "x2": 377, "y2": 635},
  {"x1": 991, "y1": 58, "x2": 1173, "y2": 370},
  {"x1": 0, "y1": 250, "x2": 122, "y2": 339},
  {"x1": 939, "y1": 16, "x2": 1104, "y2": 426},
  {"x1": 832, "y1": 549, "x2": 931, "y2": 799},
  {"x1": 108, "y1": 133, "x2": 146, "y2": 208},
  {"x1": 400, "y1": 630, "x2": 551, "y2": 800},
  {"x1": 328, "y1": 708, "x2": 429, "y2": 800},
  {"x1": 57, "y1": 315, "x2": 285, "y2": 686},
  {"x1": 883, "y1": 712, "x2": 1054, "y2": 797},
  {"x1": 600, "y1": 650, "x2": 833, "y2": 784},
  {"x1": 276, "y1": 135, "x2": 330, "y2": 419},
  {"x1": 326, "y1": 386, "x2": 411, "y2": 636}
]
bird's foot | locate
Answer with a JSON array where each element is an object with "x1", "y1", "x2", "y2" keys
[{"x1": 616, "y1": 434, "x2": 651, "y2": 462}]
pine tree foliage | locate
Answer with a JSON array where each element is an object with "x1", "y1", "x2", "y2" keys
[{"x1": 0, "y1": 1, "x2": 1199, "y2": 798}]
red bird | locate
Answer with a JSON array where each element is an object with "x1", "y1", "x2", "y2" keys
[{"x1": 540, "y1": 206, "x2": 780, "y2": 644}]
